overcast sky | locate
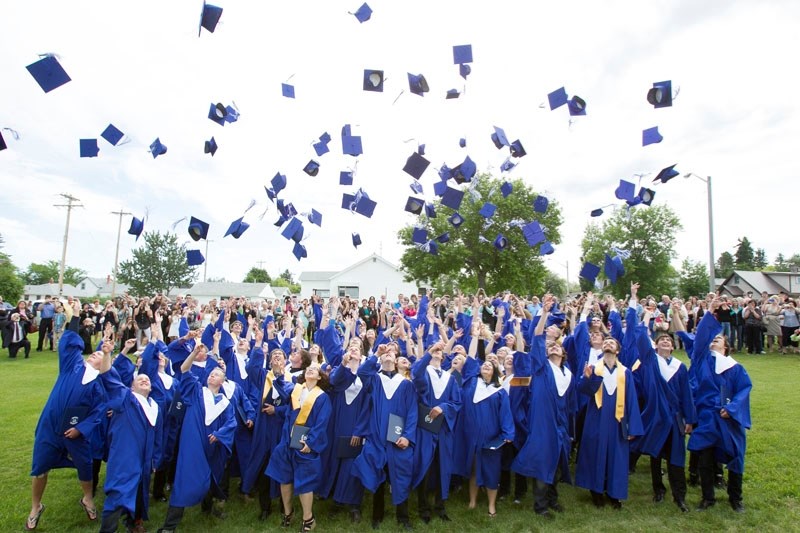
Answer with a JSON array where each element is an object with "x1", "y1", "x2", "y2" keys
[{"x1": 1, "y1": 0, "x2": 797, "y2": 288}]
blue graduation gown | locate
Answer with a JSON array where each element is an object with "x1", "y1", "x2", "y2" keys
[
  {"x1": 352, "y1": 356, "x2": 418, "y2": 505},
  {"x1": 687, "y1": 314, "x2": 752, "y2": 474},
  {"x1": 30, "y1": 321, "x2": 105, "y2": 481},
  {"x1": 633, "y1": 323, "x2": 697, "y2": 467},
  {"x1": 138, "y1": 341, "x2": 176, "y2": 468},
  {"x1": 512, "y1": 335, "x2": 576, "y2": 485},
  {"x1": 454, "y1": 358, "x2": 515, "y2": 489},
  {"x1": 169, "y1": 372, "x2": 236, "y2": 508},
  {"x1": 221, "y1": 379, "x2": 256, "y2": 478},
  {"x1": 410, "y1": 353, "x2": 462, "y2": 499},
  {"x1": 100, "y1": 369, "x2": 162, "y2": 519},
  {"x1": 265, "y1": 384, "x2": 332, "y2": 494},
  {"x1": 575, "y1": 362, "x2": 643, "y2": 500},
  {"x1": 321, "y1": 363, "x2": 370, "y2": 504}
]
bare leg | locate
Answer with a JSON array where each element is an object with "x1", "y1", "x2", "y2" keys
[
  {"x1": 280, "y1": 483, "x2": 294, "y2": 515},
  {"x1": 80, "y1": 480, "x2": 96, "y2": 513},
  {"x1": 30, "y1": 474, "x2": 47, "y2": 518},
  {"x1": 487, "y1": 488, "x2": 498, "y2": 515},
  {"x1": 298, "y1": 492, "x2": 314, "y2": 521},
  {"x1": 468, "y1": 474, "x2": 478, "y2": 509}
]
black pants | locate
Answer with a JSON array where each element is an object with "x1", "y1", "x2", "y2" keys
[
  {"x1": 745, "y1": 324, "x2": 763, "y2": 353},
  {"x1": 8, "y1": 339, "x2": 31, "y2": 358},
  {"x1": 160, "y1": 505, "x2": 185, "y2": 531},
  {"x1": 698, "y1": 448, "x2": 742, "y2": 503},
  {"x1": 372, "y1": 467, "x2": 409, "y2": 524},
  {"x1": 651, "y1": 431, "x2": 687, "y2": 501},
  {"x1": 37, "y1": 318, "x2": 54, "y2": 350},
  {"x1": 253, "y1": 452, "x2": 273, "y2": 513},
  {"x1": 499, "y1": 445, "x2": 527, "y2": 499},
  {"x1": 417, "y1": 444, "x2": 445, "y2": 517},
  {"x1": 534, "y1": 477, "x2": 559, "y2": 513},
  {"x1": 100, "y1": 481, "x2": 145, "y2": 532}
]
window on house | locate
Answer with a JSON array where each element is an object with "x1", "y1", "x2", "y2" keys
[
  {"x1": 734, "y1": 276, "x2": 740, "y2": 284},
  {"x1": 314, "y1": 289, "x2": 330, "y2": 298},
  {"x1": 81, "y1": 283, "x2": 86, "y2": 290},
  {"x1": 338, "y1": 286, "x2": 359, "y2": 298}
]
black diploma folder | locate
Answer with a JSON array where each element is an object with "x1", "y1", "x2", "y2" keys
[
  {"x1": 336, "y1": 436, "x2": 364, "y2": 458},
  {"x1": 386, "y1": 413, "x2": 405, "y2": 443},
  {"x1": 417, "y1": 403, "x2": 444, "y2": 433},
  {"x1": 61, "y1": 406, "x2": 89, "y2": 432},
  {"x1": 290, "y1": 425, "x2": 311, "y2": 450}
]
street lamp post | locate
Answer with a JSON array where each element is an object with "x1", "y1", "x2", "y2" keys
[{"x1": 684, "y1": 173, "x2": 715, "y2": 294}]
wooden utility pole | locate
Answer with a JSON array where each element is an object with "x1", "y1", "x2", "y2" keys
[{"x1": 54, "y1": 193, "x2": 82, "y2": 296}]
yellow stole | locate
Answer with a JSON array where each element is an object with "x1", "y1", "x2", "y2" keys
[
  {"x1": 593, "y1": 362, "x2": 627, "y2": 422},
  {"x1": 261, "y1": 370, "x2": 276, "y2": 403},
  {"x1": 509, "y1": 376, "x2": 531, "y2": 387},
  {"x1": 291, "y1": 384, "x2": 324, "y2": 426}
]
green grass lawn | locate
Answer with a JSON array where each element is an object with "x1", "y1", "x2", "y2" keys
[{"x1": 1, "y1": 336, "x2": 798, "y2": 532}]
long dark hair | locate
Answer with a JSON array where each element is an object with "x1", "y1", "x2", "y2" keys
[{"x1": 296, "y1": 367, "x2": 331, "y2": 392}]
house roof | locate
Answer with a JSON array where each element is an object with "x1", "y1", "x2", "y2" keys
[
  {"x1": 298, "y1": 270, "x2": 338, "y2": 282},
  {"x1": 299, "y1": 253, "x2": 401, "y2": 283},
  {"x1": 187, "y1": 282, "x2": 276, "y2": 300},
  {"x1": 719, "y1": 270, "x2": 796, "y2": 297}
]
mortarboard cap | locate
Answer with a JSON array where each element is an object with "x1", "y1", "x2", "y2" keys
[
  {"x1": 452, "y1": 156, "x2": 476, "y2": 183},
  {"x1": 303, "y1": 160, "x2": 320, "y2": 176},
  {"x1": 101, "y1": 124, "x2": 124, "y2": 146},
  {"x1": 188, "y1": 217, "x2": 209, "y2": 241},
  {"x1": 446, "y1": 89, "x2": 460, "y2": 99},
  {"x1": 642, "y1": 126, "x2": 663, "y2": 146},
  {"x1": 441, "y1": 187, "x2": 464, "y2": 210},
  {"x1": 339, "y1": 170, "x2": 353, "y2": 185},
  {"x1": 533, "y1": 195, "x2": 549, "y2": 214},
  {"x1": 149, "y1": 138, "x2": 167, "y2": 158},
  {"x1": 208, "y1": 103, "x2": 227, "y2": 126},
  {"x1": 408, "y1": 73, "x2": 430, "y2": 96},
  {"x1": 186, "y1": 249, "x2": 205, "y2": 266},
  {"x1": 604, "y1": 254, "x2": 625, "y2": 284},
  {"x1": 412, "y1": 227, "x2": 428, "y2": 244},
  {"x1": 479, "y1": 202, "x2": 497, "y2": 218},
  {"x1": 417, "y1": 143, "x2": 425, "y2": 155},
  {"x1": 510, "y1": 140, "x2": 526, "y2": 158},
  {"x1": 0, "y1": 131, "x2": 6, "y2": 151},
  {"x1": 403, "y1": 152, "x2": 430, "y2": 180},
  {"x1": 453, "y1": 44, "x2": 473, "y2": 64},
  {"x1": 313, "y1": 141, "x2": 330, "y2": 157},
  {"x1": 590, "y1": 208, "x2": 605, "y2": 217},
  {"x1": 363, "y1": 69, "x2": 384, "y2": 92},
  {"x1": 410, "y1": 181, "x2": 423, "y2": 195},
  {"x1": 547, "y1": 87, "x2": 568, "y2": 110},
  {"x1": 448, "y1": 212, "x2": 464, "y2": 227},
  {"x1": 491, "y1": 126, "x2": 510, "y2": 149},
  {"x1": 79, "y1": 139, "x2": 99, "y2": 158},
  {"x1": 459, "y1": 63, "x2": 471, "y2": 80},
  {"x1": 459, "y1": 137, "x2": 466, "y2": 148},
  {"x1": 352, "y1": 233, "x2": 362, "y2": 247},
  {"x1": 405, "y1": 196, "x2": 424, "y2": 215},
  {"x1": 341, "y1": 124, "x2": 363, "y2": 156},
  {"x1": 271, "y1": 172, "x2": 287, "y2": 193},
  {"x1": 425, "y1": 202, "x2": 436, "y2": 218},
  {"x1": 128, "y1": 217, "x2": 144, "y2": 240},
  {"x1": 540, "y1": 241, "x2": 555, "y2": 255},
  {"x1": 568, "y1": 95, "x2": 587, "y2": 116},
  {"x1": 343, "y1": 189, "x2": 377, "y2": 218},
  {"x1": 433, "y1": 179, "x2": 448, "y2": 197},
  {"x1": 199, "y1": 1, "x2": 223, "y2": 35},
  {"x1": 522, "y1": 220, "x2": 545, "y2": 247},
  {"x1": 281, "y1": 83, "x2": 295, "y2": 99},
  {"x1": 438, "y1": 164, "x2": 453, "y2": 181},
  {"x1": 500, "y1": 158, "x2": 516, "y2": 172},
  {"x1": 637, "y1": 187, "x2": 655, "y2": 206},
  {"x1": 493, "y1": 234, "x2": 508, "y2": 251},
  {"x1": 436, "y1": 232, "x2": 450, "y2": 244},
  {"x1": 204, "y1": 137, "x2": 218, "y2": 156},
  {"x1": 223, "y1": 105, "x2": 239, "y2": 123},
  {"x1": 265, "y1": 187, "x2": 277, "y2": 201},
  {"x1": 281, "y1": 217, "x2": 304, "y2": 241},
  {"x1": 292, "y1": 242, "x2": 307, "y2": 260},
  {"x1": 425, "y1": 240, "x2": 439, "y2": 255},
  {"x1": 26, "y1": 55, "x2": 71, "y2": 93},
  {"x1": 308, "y1": 209, "x2": 322, "y2": 227},
  {"x1": 579, "y1": 261, "x2": 601, "y2": 284},
  {"x1": 653, "y1": 164, "x2": 679, "y2": 184},
  {"x1": 647, "y1": 80, "x2": 672, "y2": 108},
  {"x1": 353, "y1": 2, "x2": 372, "y2": 23},
  {"x1": 274, "y1": 214, "x2": 287, "y2": 227},
  {"x1": 615, "y1": 179, "x2": 636, "y2": 202},
  {"x1": 501, "y1": 182, "x2": 513, "y2": 198},
  {"x1": 225, "y1": 217, "x2": 250, "y2": 239}
]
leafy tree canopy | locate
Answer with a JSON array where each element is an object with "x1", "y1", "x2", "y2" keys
[
  {"x1": 679, "y1": 258, "x2": 710, "y2": 298},
  {"x1": 243, "y1": 267, "x2": 271, "y2": 284},
  {"x1": 397, "y1": 175, "x2": 563, "y2": 295},
  {"x1": 23, "y1": 260, "x2": 86, "y2": 286},
  {"x1": 117, "y1": 231, "x2": 197, "y2": 296}
]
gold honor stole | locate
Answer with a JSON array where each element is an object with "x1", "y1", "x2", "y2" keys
[
  {"x1": 291, "y1": 384, "x2": 325, "y2": 426},
  {"x1": 262, "y1": 371, "x2": 276, "y2": 403},
  {"x1": 593, "y1": 363, "x2": 627, "y2": 422}
]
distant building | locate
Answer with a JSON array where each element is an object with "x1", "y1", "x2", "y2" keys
[
  {"x1": 75, "y1": 276, "x2": 130, "y2": 298},
  {"x1": 182, "y1": 282, "x2": 277, "y2": 306},
  {"x1": 718, "y1": 270, "x2": 800, "y2": 299},
  {"x1": 299, "y1": 253, "x2": 422, "y2": 299}
]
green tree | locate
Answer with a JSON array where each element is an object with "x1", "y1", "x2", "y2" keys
[
  {"x1": 678, "y1": 258, "x2": 710, "y2": 298},
  {"x1": 397, "y1": 175, "x2": 563, "y2": 294},
  {"x1": 243, "y1": 267, "x2": 271, "y2": 284},
  {"x1": 271, "y1": 277, "x2": 300, "y2": 294},
  {"x1": 715, "y1": 251, "x2": 735, "y2": 278},
  {"x1": 753, "y1": 248, "x2": 768, "y2": 270},
  {"x1": 541, "y1": 270, "x2": 568, "y2": 298},
  {"x1": 0, "y1": 235, "x2": 24, "y2": 302},
  {"x1": 734, "y1": 237, "x2": 755, "y2": 270},
  {"x1": 278, "y1": 269, "x2": 295, "y2": 284},
  {"x1": 117, "y1": 231, "x2": 197, "y2": 296},
  {"x1": 23, "y1": 260, "x2": 86, "y2": 286},
  {"x1": 580, "y1": 205, "x2": 682, "y2": 298}
]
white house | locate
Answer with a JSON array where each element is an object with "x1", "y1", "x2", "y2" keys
[
  {"x1": 182, "y1": 282, "x2": 277, "y2": 306},
  {"x1": 75, "y1": 276, "x2": 130, "y2": 298},
  {"x1": 299, "y1": 253, "x2": 421, "y2": 300}
]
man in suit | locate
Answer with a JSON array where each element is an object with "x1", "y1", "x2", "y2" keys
[{"x1": 3, "y1": 311, "x2": 31, "y2": 358}]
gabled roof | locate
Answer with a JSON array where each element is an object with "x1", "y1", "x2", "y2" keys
[
  {"x1": 330, "y1": 253, "x2": 401, "y2": 279},
  {"x1": 720, "y1": 270, "x2": 795, "y2": 296},
  {"x1": 298, "y1": 270, "x2": 338, "y2": 282},
  {"x1": 187, "y1": 282, "x2": 276, "y2": 299}
]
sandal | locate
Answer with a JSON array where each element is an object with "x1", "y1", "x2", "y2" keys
[
  {"x1": 488, "y1": 511, "x2": 497, "y2": 518},
  {"x1": 301, "y1": 515, "x2": 316, "y2": 532},
  {"x1": 79, "y1": 497, "x2": 97, "y2": 521},
  {"x1": 281, "y1": 509, "x2": 294, "y2": 527},
  {"x1": 25, "y1": 503, "x2": 45, "y2": 530}
]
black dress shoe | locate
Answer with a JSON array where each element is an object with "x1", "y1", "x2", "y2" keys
[
  {"x1": 350, "y1": 509, "x2": 362, "y2": 523},
  {"x1": 590, "y1": 492, "x2": 606, "y2": 508},
  {"x1": 653, "y1": 492, "x2": 665, "y2": 503},
  {"x1": 730, "y1": 500, "x2": 745, "y2": 513},
  {"x1": 609, "y1": 499, "x2": 622, "y2": 510},
  {"x1": 675, "y1": 500, "x2": 689, "y2": 513},
  {"x1": 549, "y1": 502, "x2": 565, "y2": 513},
  {"x1": 696, "y1": 499, "x2": 716, "y2": 511}
]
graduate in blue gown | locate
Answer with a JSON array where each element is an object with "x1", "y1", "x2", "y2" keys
[
  {"x1": 98, "y1": 349, "x2": 163, "y2": 533},
  {"x1": 27, "y1": 300, "x2": 106, "y2": 531},
  {"x1": 352, "y1": 342, "x2": 418, "y2": 529},
  {"x1": 216, "y1": 357, "x2": 256, "y2": 497},
  {"x1": 513, "y1": 296, "x2": 576, "y2": 518},
  {"x1": 630, "y1": 283, "x2": 696, "y2": 513},
  {"x1": 411, "y1": 338, "x2": 462, "y2": 523},
  {"x1": 575, "y1": 335, "x2": 643, "y2": 508},
  {"x1": 265, "y1": 364, "x2": 332, "y2": 532},
  {"x1": 680, "y1": 300, "x2": 752, "y2": 513},
  {"x1": 157, "y1": 341, "x2": 237, "y2": 532}
]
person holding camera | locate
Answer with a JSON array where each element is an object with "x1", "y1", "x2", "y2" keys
[{"x1": 3, "y1": 307, "x2": 32, "y2": 358}]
